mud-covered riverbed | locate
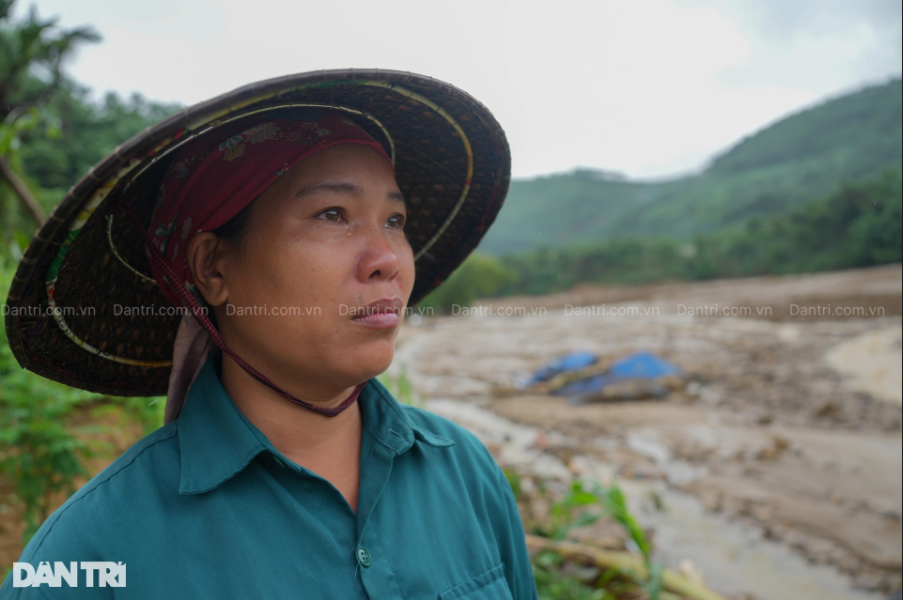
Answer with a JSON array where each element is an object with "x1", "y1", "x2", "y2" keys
[{"x1": 393, "y1": 264, "x2": 903, "y2": 599}]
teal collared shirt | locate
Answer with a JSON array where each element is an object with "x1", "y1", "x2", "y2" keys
[{"x1": 2, "y1": 354, "x2": 538, "y2": 599}]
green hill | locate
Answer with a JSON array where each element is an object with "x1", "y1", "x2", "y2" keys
[{"x1": 478, "y1": 78, "x2": 902, "y2": 255}]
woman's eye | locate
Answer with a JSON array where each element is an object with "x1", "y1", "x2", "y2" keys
[
  {"x1": 316, "y1": 208, "x2": 345, "y2": 223},
  {"x1": 387, "y1": 214, "x2": 406, "y2": 229}
]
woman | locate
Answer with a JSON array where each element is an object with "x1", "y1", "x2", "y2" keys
[{"x1": 3, "y1": 71, "x2": 536, "y2": 598}]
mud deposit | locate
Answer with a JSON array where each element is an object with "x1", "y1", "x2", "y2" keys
[{"x1": 394, "y1": 264, "x2": 903, "y2": 599}]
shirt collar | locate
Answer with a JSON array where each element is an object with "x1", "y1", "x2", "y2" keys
[{"x1": 177, "y1": 352, "x2": 453, "y2": 495}]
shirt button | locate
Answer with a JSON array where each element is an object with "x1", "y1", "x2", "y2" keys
[{"x1": 357, "y1": 547, "x2": 372, "y2": 567}]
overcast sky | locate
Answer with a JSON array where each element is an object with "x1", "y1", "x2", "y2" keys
[{"x1": 14, "y1": 0, "x2": 902, "y2": 180}]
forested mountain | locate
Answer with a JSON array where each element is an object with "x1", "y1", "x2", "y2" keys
[{"x1": 478, "y1": 79, "x2": 902, "y2": 255}]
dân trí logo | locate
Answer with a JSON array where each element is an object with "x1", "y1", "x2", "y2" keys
[{"x1": 13, "y1": 562, "x2": 126, "y2": 588}]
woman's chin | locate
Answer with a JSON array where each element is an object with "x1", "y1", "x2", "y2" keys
[
  {"x1": 354, "y1": 352, "x2": 396, "y2": 382},
  {"x1": 326, "y1": 341, "x2": 395, "y2": 382}
]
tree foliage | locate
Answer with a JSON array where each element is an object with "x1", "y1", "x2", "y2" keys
[
  {"x1": 0, "y1": 0, "x2": 100, "y2": 123},
  {"x1": 19, "y1": 86, "x2": 180, "y2": 192},
  {"x1": 0, "y1": 1, "x2": 180, "y2": 253},
  {"x1": 480, "y1": 171, "x2": 902, "y2": 298}
]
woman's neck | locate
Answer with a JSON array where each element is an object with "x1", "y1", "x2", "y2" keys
[{"x1": 218, "y1": 354, "x2": 363, "y2": 510}]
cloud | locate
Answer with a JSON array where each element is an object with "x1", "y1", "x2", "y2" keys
[
  {"x1": 13, "y1": 0, "x2": 903, "y2": 179},
  {"x1": 675, "y1": 0, "x2": 902, "y2": 92}
]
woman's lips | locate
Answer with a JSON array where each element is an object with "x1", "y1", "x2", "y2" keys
[
  {"x1": 349, "y1": 296, "x2": 404, "y2": 328},
  {"x1": 351, "y1": 311, "x2": 400, "y2": 328}
]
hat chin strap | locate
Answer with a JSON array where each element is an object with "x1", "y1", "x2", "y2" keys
[{"x1": 117, "y1": 199, "x2": 364, "y2": 418}]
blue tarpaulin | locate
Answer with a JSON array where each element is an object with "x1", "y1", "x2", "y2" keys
[
  {"x1": 551, "y1": 373, "x2": 611, "y2": 396},
  {"x1": 528, "y1": 351, "x2": 598, "y2": 384},
  {"x1": 609, "y1": 351, "x2": 680, "y2": 379},
  {"x1": 550, "y1": 351, "x2": 680, "y2": 396}
]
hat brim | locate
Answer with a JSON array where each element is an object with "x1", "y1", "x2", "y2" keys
[{"x1": 5, "y1": 69, "x2": 511, "y2": 396}]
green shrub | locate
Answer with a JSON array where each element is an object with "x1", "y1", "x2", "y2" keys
[
  {"x1": 516, "y1": 477, "x2": 665, "y2": 600},
  {"x1": 0, "y1": 263, "x2": 104, "y2": 542},
  {"x1": 0, "y1": 262, "x2": 165, "y2": 544}
]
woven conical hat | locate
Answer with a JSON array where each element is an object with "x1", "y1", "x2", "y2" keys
[{"x1": 5, "y1": 70, "x2": 511, "y2": 396}]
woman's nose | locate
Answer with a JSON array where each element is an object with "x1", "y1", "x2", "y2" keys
[{"x1": 354, "y1": 221, "x2": 402, "y2": 282}]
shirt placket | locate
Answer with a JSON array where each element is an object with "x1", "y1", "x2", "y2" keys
[{"x1": 353, "y1": 429, "x2": 408, "y2": 599}]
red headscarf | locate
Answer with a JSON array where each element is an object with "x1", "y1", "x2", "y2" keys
[
  {"x1": 147, "y1": 108, "x2": 392, "y2": 308},
  {"x1": 128, "y1": 108, "x2": 393, "y2": 422}
]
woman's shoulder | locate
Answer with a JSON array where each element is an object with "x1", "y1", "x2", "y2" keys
[
  {"x1": 399, "y1": 403, "x2": 480, "y2": 443},
  {"x1": 396, "y1": 403, "x2": 504, "y2": 475},
  {"x1": 18, "y1": 422, "x2": 182, "y2": 561},
  {"x1": 395, "y1": 403, "x2": 523, "y2": 536}
]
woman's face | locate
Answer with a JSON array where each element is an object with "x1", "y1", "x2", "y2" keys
[{"x1": 196, "y1": 143, "x2": 415, "y2": 395}]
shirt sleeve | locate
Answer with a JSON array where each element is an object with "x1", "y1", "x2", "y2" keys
[
  {"x1": 0, "y1": 576, "x2": 55, "y2": 600},
  {"x1": 0, "y1": 496, "x2": 117, "y2": 600},
  {"x1": 482, "y1": 445, "x2": 540, "y2": 600}
]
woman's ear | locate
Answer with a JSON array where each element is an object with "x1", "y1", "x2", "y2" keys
[{"x1": 186, "y1": 232, "x2": 229, "y2": 307}]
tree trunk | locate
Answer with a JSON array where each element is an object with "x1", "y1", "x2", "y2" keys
[{"x1": 0, "y1": 157, "x2": 47, "y2": 225}]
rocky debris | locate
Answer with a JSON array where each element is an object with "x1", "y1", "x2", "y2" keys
[
  {"x1": 426, "y1": 398, "x2": 885, "y2": 600},
  {"x1": 825, "y1": 327, "x2": 902, "y2": 406}
]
